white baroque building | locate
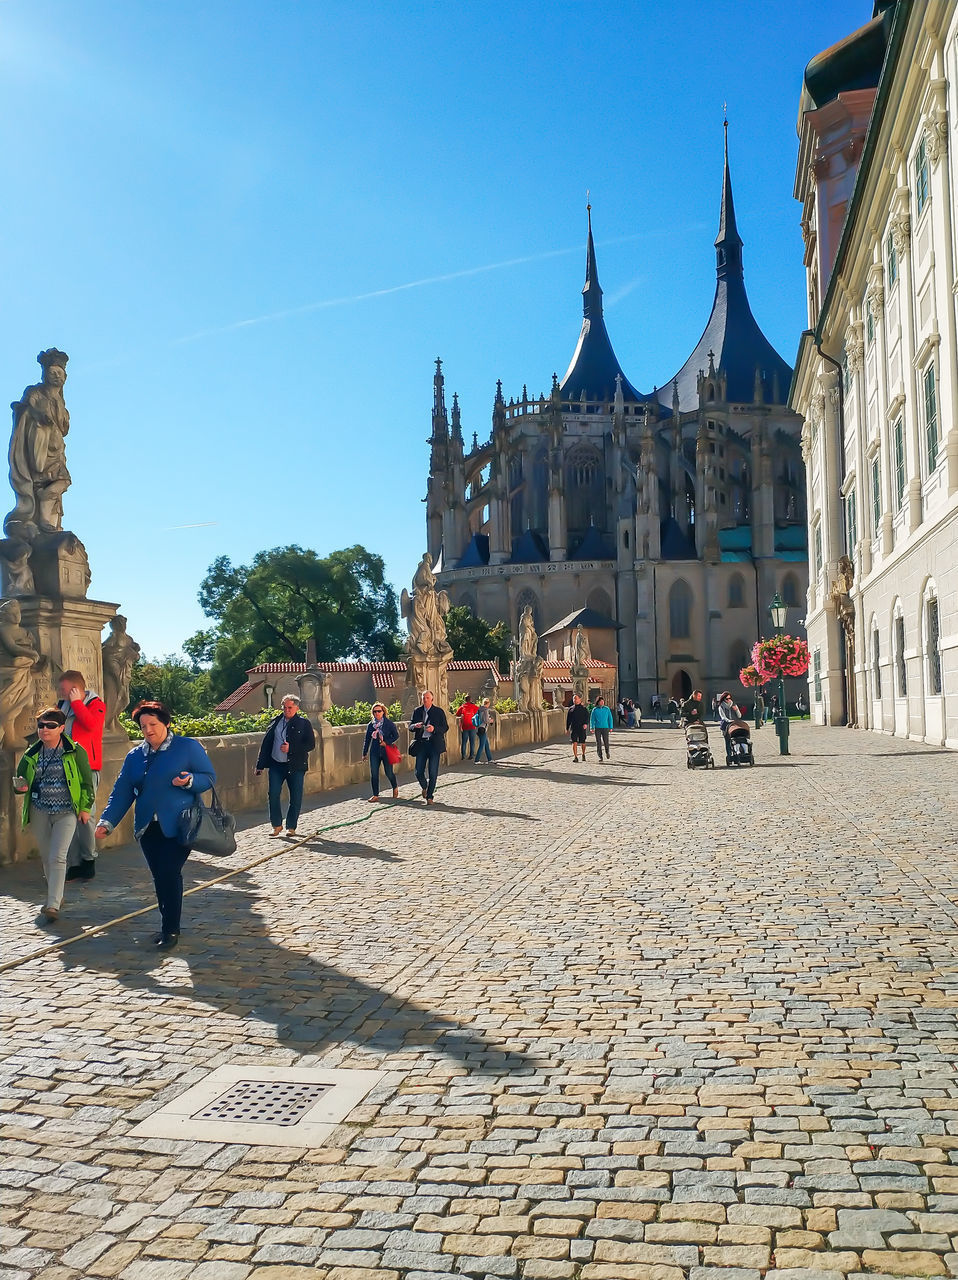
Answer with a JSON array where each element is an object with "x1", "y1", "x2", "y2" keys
[{"x1": 791, "y1": 0, "x2": 958, "y2": 745}]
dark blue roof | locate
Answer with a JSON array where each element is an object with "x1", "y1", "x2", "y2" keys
[
  {"x1": 457, "y1": 533, "x2": 490, "y2": 568},
  {"x1": 510, "y1": 529, "x2": 549, "y2": 564},
  {"x1": 569, "y1": 526, "x2": 616, "y2": 560},
  {"x1": 660, "y1": 517, "x2": 697, "y2": 560}
]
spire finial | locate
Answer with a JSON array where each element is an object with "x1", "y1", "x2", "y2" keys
[
  {"x1": 715, "y1": 115, "x2": 743, "y2": 279},
  {"x1": 582, "y1": 197, "x2": 602, "y2": 320}
]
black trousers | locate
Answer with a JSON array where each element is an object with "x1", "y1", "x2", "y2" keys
[
  {"x1": 595, "y1": 728, "x2": 610, "y2": 758},
  {"x1": 415, "y1": 743, "x2": 442, "y2": 798},
  {"x1": 140, "y1": 821, "x2": 191, "y2": 935}
]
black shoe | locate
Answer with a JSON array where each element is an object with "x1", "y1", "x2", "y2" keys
[
  {"x1": 155, "y1": 933, "x2": 179, "y2": 951},
  {"x1": 66, "y1": 861, "x2": 95, "y2": 881}
]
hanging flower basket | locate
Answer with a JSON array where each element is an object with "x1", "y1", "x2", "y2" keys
[
  {"x1": 751, "y1": 635, "x2": 811, "y2": 682},
  {"x1": 739, "y1": 664, "x2": 767, "y2": 689}
]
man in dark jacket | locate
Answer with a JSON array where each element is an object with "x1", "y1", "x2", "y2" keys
[
  {"x1": 255, "y1": 695, "x2": 316, "y2": 835},
  {"x1": 679, "y1": 690, "x2": 705, "y2": 726},
  {"x1": 409, "y1": 690, "x2": 449, "y2": 805},
  {"x1": 566, "y1": 694, "x2": 590, "y2": 762}
]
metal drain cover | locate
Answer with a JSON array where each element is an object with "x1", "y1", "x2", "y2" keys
[
  {"x1": 195, "y1": 1080, "x2": 332, "y2": 1126},
  {"x1": 128, "y1": 1064, "x2": 384, "y2": 1147}
]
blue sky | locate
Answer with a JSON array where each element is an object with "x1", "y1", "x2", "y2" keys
[{"x1": 1, "y1": 0, "x2": 865, "y2": 658}]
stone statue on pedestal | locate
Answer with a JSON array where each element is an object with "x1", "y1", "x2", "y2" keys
[
  {"x1": 0, "y1": 599, "x2": 47, "y2": 749},
  {"x1": 5, "y1": 350, "x2": 72, "y2": 542},
  {"x1": 296, "y1": 664, "x2": 332, "y2": 726},
  {"x1": 515, "y1": 604, "x2": 544, "y2": 712},
  {"x1": 401, "y1": 552, "x2": 453, "y2": 712},
  {"x1": 570, "y1": 624, "x2": 591, "y2": 702},
  {"x1": 102, "y1": 614, "x2": 141, "y2": 731}
]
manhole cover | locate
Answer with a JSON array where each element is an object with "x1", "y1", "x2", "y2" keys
[
  {"x1": 128, "y1": 1064, "x2": 385, "y2": 1148},
  {"x1": 194, "y1": 1080, "x2": 331, "y2": 1126}
]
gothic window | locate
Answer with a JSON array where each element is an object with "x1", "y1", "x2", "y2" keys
[
  {"x1": 565, "y1": 443, "x2": 605, "y2": 537},
  {"x1": 782, "y1": 573, "x2": 800, "y2": 608},
  {"x1": 510, "y1": 491, "x2": 523, "y2": 537},
  {"x1": 728, "y1": 574, "x2": 745, "y2": 609},
  {"x1": 587, "y1": 587, "x2": 613, "y2": 617},
  {"x1": 669, "y1": 580, "x2": 692, "y2": 639},
  {"x1": 508, "y1": 454, "x2": 523, "y2": 489}
]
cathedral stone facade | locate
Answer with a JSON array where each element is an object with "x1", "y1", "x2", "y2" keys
[{"x1": 426, "y1": 134, "x2": 807, "y2": 704}]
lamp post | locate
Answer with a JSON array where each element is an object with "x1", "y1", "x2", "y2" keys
[{"x1": 768, "y1": 591, "x2": 789, "y2": 756}]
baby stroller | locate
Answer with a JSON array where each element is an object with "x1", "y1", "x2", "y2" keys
[
  {"x1": 725, "y1": 719, "x2": 754, "y2": 767},
  {"x1": 685, "y1": 722, "x2": 714, "y2": 769}
]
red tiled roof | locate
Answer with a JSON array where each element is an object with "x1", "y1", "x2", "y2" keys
[
  {"x1": 246, "y1": 659, "x2": 503, "y2": 676},
  {"x1": 541, "y1": 659, "x2": 615, "y2": 672},
  {"x1": 213, "y1": 679, "x2": 264, "y2": 713}
]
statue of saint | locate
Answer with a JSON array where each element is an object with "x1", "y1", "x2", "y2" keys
[
  {"x1": 401, "y1": 552, "x2": 452, "y2": 660},
  {"x1": 572, "y1": 624, "x2": 592, "y2": 670},
  {"x1": 515, "y1": 604, "x2": 545, "y2": 712},
  {"x1": 0, "y1": 536, "x2": 35, "y2": 596},
  {"x1": 102, "y1": 614, "x2": 141, "y2": 730},
  {"x1": 5, "y1": 350, "x2": 71, "y2": 542},
  {"x1": 0, "y1": 599, "x2": 46, "y2": 748}
]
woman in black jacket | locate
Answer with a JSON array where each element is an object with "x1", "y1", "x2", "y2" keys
[
  {"x1": 254, "y1": 695, "x2": 316, "y2": 835},
  {"x1": 362, "y1": 701, "x2": 400, "y2": 801}
]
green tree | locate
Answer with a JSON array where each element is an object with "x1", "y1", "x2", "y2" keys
[
  {"x1": 128, "y1": 656, "x2": 213, "y2": 717},
  {"x1": 187, "y1": 544, "x2": 403, "y2": 699},
  {"x1": 443, "y1": 605, "x2": 512, "y2": 671}
]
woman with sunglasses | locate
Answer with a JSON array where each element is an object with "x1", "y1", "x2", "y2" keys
[
  {"x1": 15, "y1": 707, "x2": 95, "y2": 924},
  {"x1": 362, "y1": 701, "x2": 400, "y2": 801},
  {"x1": 95, "y1": 700, "x2": 215, "y2": 951}
]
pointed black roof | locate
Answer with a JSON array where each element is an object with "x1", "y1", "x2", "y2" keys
[
  {"x1": 559, "y1": 208, "x2": 644, "y2": 403},
  {"x1": 658, "y1": 127, "x2": 792, "y2": 413}
]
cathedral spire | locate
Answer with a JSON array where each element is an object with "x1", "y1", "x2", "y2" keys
[
  {"x1": 715, "y1": 118, "x2": 743, "y2": 281},
  {"x1": 432, "y1": 357, "x2": 448, "y2": 437},
  {"x1": 583, "y1": 200, "x2": 603, "y2": 320}
]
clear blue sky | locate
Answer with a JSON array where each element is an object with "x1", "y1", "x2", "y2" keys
[{"x1": 1, "y1": 0, "x2": 864, "y2": 659}]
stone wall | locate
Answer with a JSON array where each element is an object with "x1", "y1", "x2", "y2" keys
[{"x1": 0, "y1": 709, "x2": 567, "y2": 865}]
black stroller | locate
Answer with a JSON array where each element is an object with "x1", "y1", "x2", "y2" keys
[
  {"x1": 685, "y1": 722, "x2": 715, "y2": 769},
  {"x1": 725, "y1": 719, "x2": 754, "y2": 767}
]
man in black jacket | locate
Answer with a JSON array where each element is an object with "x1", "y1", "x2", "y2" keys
[
  {"x1": 409, "y1": 690, "x2": 449, "y2": 805},
  {"x1": 566, "y1": 694, "x2": 590, "y2": 762},
  {"x1": 255, "y1": 695, "x2": 316, "y2": 835}
]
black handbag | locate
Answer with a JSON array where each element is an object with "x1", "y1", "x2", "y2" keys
[{"x1": 178, "y1": 787, "x2": 237, "y2": 856}]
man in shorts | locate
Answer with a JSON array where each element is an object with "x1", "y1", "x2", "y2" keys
[{"x1": 566, "y1": 693, "x2": 590, "y2": 762}]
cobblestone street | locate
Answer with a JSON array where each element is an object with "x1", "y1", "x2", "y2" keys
[{"x1": 3, "y1": 722, "x2": 958, "y2": 1280}]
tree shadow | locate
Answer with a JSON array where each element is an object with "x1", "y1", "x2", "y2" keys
[
  {"x1": 57, "y1": 867, "x2": 535, "y2": 1075},
  {"x1": 428, "y1": 802, "x2": 540, "y2": 820},
  {"x1": 299, "y1": 837, "x2": 402, "y2": 862},
  {"x1": 496, "y1": 763, "x2": 649, "y2": 788}
]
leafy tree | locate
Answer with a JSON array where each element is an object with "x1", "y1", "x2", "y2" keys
[
  {"x1": 443, "y1": 605, "x2": 512, "y2": 671},
  {"x1": 128, "y1": 657, "x2": 213, "y2": 717},
  {"x1": 187, "y1": 544, "x2": 403, "y2": 699}
]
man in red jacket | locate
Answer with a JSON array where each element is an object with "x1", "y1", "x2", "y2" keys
[
  {"x1": 58, "y1": 669, "x2": 106, "y2": 881},
  {"x1": 455, "y1": 699, "x2": 479, "y2": 760}
]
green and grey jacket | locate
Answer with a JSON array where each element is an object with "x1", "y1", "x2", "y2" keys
[{"x1": 16, "y1": 735, "x2": 95, "y2": 828}]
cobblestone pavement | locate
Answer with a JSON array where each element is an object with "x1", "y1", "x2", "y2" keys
[{"x1": 3, "y1": 722, "x2": 958, "y2": 1280}]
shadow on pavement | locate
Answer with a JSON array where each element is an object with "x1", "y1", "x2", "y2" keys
[
  {"x1": 301, "y1": 837, "x2": 402, "y2": 862},
  {"x1": 497, "y1": 763, "x2": 648, "y2": 787},
  {"x1": 56, "y1": 866, "x2": 535, "y2": 1075}
]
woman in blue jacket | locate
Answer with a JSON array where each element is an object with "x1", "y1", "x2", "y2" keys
[
  {"x1": 95, "y1": 701, "x2": 215, "y2": 951},
  {"x1": 361, "y1": 701, "x2": 400, "y2": 801}
]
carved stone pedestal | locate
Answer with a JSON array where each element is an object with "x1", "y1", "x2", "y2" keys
[
  {"x1": 402, "y1": 654, "x2": 453, "y2": 719},
  {"x1": 16, "y1": 595, "x2": 119, "y2": 706}
]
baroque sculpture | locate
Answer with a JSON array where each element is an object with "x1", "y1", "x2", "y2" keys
[
  {"x1": 102, "y1": 614, "x2": 141, "y2": 731},
  {"x1": 0, "y1": 599, "x2": 47, "y2": 749},
  {"x1": 5, "y1": 350, "x2": 72, "y2": 542},
  {"x1": 570, "y1": 624, "x2": 591, "y2": 702},
  {"x1": 515, "y1": 604, "x2": 545, "y2": 712},
  {"x1": 829, "y1": 554, "x2": 857, "y2": 729},
  {"x1": 401, "y1": 552, "x2": 453, "y2": 710}
]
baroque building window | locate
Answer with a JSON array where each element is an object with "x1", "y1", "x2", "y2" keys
[
  {"x1": 924, "y1": 364, "x2": 939, "y2": 473},
  {"x1": 844, "y1": 487, "x2": 857, "y2": 556},
  {"x1": 926, "y1": 596, "x2": 942, "y2": 695},
  {"x1": 886, "y1": 229, "x2": 898, "y2": 285},
  {"x1": 813, "y1": 649, "x2": 822, "y2": 702},
  {"x1": 871, "y1": 454, "x2": 881, "y2": 532},
  {"x1": 893, "y1": 419, "x2": 906, "y2": 510},
  {"x1": 895, "y1": 612, "x2": 907, "y2": 697},
  {"x1": 873, "y1": 629, "x2": 882, "y2": 700},
  {"x1": 915, "y1": 134, "x2": 929, "y2": 215}
]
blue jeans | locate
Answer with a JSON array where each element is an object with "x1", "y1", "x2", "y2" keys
[
  {"x1": 415, "y1": 742, "x2": 442, "y2": 798},
  {"x1": 268, "y1": 763, "x2": 305, "y2": 829},
  {"x1": 460, "y1": 727, "x2": 477, "y2": 759},
  {"x1": 476, "y1": 728, "x2": 492, "y2": 761},
  {"x1": 368, "y1": 744, "x2": 397, "y2": 797}
]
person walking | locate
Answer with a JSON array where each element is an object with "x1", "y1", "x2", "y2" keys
[
  {"x1": 255, "y1": 694, "x2": 316, "y2": 835},
  {"x1": 475, "y1": 697, "x2": 495, "y2": 763},
  {"x1": 717, "y1": 690, "x2": 741, "y2": 763},
  {"x1": 362, "y1": 701, "x2": 400, "y2": 801},
  {"x1": 589, "y1": 695, "x2": 614, "y2": 761},
  {"x1": 57, "y1": 669, "x2": 106, "y2": 882},
  {"x1": 95, "y1": 701, "x2": 215, "y2": 951},
  {"x1": 410, "y1": 690, "x2": 449, "y2": 804},
  {"x1": 15, "y1": 708, "x2": 95, "y2": 924},
  {"x1": 680, "y1": 689, "x2": 706, "y2": 726},
  {"x1": 651, "y1": 692, "x2": 662, "y2": 721},
  {"x1": 566, "y1": 693, "x2": 590, "y2": 761},
  {"x1": 456, "y1": 697, "x2": 479, "y2": 760}
]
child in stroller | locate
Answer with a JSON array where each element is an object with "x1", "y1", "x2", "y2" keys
[
  {"x1": 684, "y1": 721, "x2": 714, "y2": 769},
  {"x1": 718, "y1": 691, "x2": 754, "y2": 766}
]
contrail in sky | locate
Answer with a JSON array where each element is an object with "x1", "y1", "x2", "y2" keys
[
  {"x1": 162, "y1": 521, "x2": 219, "y2": 530},
  {"x1": 171, "y1": 230, "x2": 673, "y2": 347}
]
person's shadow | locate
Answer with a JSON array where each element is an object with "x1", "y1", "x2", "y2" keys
[{"x1": 57, "y1": 863, "x2": 534, "y2": 1077}]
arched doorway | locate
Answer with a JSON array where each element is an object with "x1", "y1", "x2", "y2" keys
[{"x1": 671, "y1": 669, "x2": 692, "y2": 700}]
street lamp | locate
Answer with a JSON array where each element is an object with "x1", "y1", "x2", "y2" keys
[{"x1": 768, "y1": 591, "x2": 789, "y2": 756}]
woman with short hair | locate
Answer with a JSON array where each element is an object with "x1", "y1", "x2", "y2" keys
[
  {"x1": 475, "y1": 697, "x2": 494, "y2": 763},
  {"x1": 15, "y1": 707, "x2": 94, "y2": 924},
  {"x1": 95, "y1": 701, "x2": 215, "y2": 952},
  {"x1": 362, "y1": 701, "x2": 400, "y2": 801}
]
